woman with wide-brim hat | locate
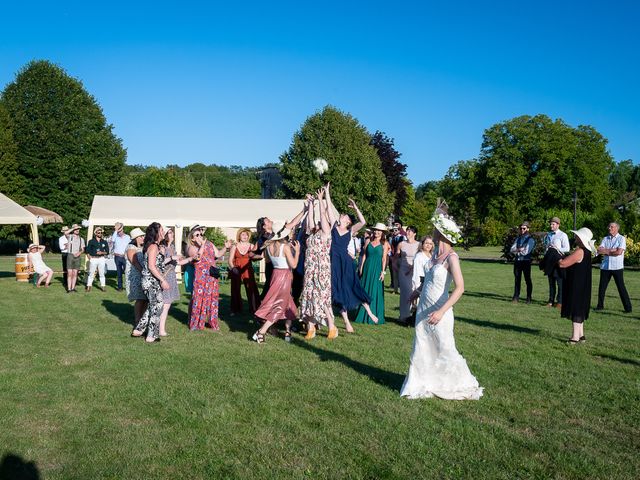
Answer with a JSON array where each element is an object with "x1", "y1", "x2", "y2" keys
[
  {"x1": 558, "y1": 227, "x2": 596, "y2": 344},
  {"x1": 401, "y1": 211, "x2": 483, "y2": 400},
  {"x1": 354, "y1": 222, "x2": 390, "y2": 325},
  {"x1": 28, "y1": 244, "x2": 53, "y2": 287},
  {"x1": 126, "y1": 227, "x2": 147, "y2": 325}
]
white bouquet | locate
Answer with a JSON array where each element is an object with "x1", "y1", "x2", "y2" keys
[{"x1": 313, "y1": 158, "x2": 329, "y2": 175}]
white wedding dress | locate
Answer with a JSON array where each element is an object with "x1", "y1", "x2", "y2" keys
[{"x1": 400, "y1": 252, "x2": 483, "y2": 400}]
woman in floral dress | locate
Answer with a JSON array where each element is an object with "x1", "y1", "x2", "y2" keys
[
  {"x1": 301, "y1": 189, "x2": 337, "y2": 339},
  {"x1": 187, "y1": 227, "x2": 230, "y2": 331}
]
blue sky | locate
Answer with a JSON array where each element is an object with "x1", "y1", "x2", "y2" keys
[{"x1": 0, "y1": 1, "x2": 638, "y2": 185}]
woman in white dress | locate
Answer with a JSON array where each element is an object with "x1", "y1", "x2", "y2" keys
[
  {"x1": 28, "y1": 244, "x2": 53, "y2": 287},
  {"x1": 400, "y1": 213, "x2": 483, "y2": 400}
]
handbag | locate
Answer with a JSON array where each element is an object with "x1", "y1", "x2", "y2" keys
[{"x1": 209, "y1": 266, "x2": 220, "y2": 279}]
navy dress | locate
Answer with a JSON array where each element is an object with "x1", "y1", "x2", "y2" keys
[{"x1": 331, "y1": 226, "x2": 371, "y2": 311}]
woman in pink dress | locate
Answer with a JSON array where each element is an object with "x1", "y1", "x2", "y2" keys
[
  {"x1": 252, "y1": 224, "x2": 301, "y2": 344},
  {"x1": 187, "y1": 227, "x2": 230, "y2": 331}
]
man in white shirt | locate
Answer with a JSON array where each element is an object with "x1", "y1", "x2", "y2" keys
[
  {"x1": 543, "y1": 216, "x2": 570, "y2": 307},
  {"x1": 58, "y1": 226, "x2": 70, "y2": 290},
  {"x1": 596, "y1": 222, "x2": 632, "y2": 313},
  {"x1": 110, "y1": 222, "x2": 131, "y2": 291}
]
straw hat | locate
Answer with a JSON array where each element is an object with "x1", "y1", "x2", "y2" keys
[
  {"x1": 69, "y1": 223, "x2": 81, "y2": 232},
  {"x1": 114, "y1": 222, "x2": 124, "y2": 232},
  {"x1": 94, "y1": 227, "x2": 104, "y2": 235},
  {"x1": 236, "y1": 227, "x2": 252, "y2": 243},
  {"x1": 60, "y1": 226, "x2": 70, "y2": 234},
  {"x1": 28, "y1": 243, "x2": 38, "y2": 250},
  {"x1": 129, "y1": 227, "x2": 145, "y2": 240},
  {"x1": 371, "y1": 222, "x2": 388, "y2": 231},
  {"x1": 571, "y1": 227, "x2": 597, "y2": 255},
  {"x1": 189, "y1": 224, "x2": 206, "y2": 234}
]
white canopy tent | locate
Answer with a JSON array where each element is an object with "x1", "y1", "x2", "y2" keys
[
  {"x1": 0, "y1": 192, "x2": 39, "y2": 244},
  {"x1": 87, "y1": 195, "x2": 307, "y2": 246},
  {"x1": 87, "y1": 196, "x2": 307, "y2": 278}
]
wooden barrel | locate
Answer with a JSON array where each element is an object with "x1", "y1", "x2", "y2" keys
[{"x1": 15, "y1": 253, "x2": 30, "y2": 282}]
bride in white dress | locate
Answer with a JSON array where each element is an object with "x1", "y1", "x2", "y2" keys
[{"x1": 400, "y1": 213, "x2": 483, "y2": 400}]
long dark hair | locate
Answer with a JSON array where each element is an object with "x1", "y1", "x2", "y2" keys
[{"x1": 143, "y1": 222, "x2": 162, "y2": 254}]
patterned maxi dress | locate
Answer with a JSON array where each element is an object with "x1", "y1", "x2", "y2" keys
[
  {"x1": 189, "y1": 241, "x2": 220, "y2": 330},
  {"x1": 162, "y1": 244, "x2": 181, "y2": 304},
  {"x1": 300, "y1": 231, "x2": 332, "y2": 325},
  {"x1": 134, "y1": 248, "x2": 166, "y2": 340},
  {"x1": 126, "y1": 244, "x2": 146, "y2": 302}
]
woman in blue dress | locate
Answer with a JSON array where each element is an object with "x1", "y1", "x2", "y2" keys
[{"x1": 324, "y1": 184, "x2": 379, "y2": 332}]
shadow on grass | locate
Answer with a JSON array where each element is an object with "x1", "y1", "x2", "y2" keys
[
  {"x1": 457, "y1": 316, "x2": 541, "y2": 335},
  {"x1": 463, "y1": 290, "x2": 516, "y2": 303},
  {"x1": 593, "y1": 353, "x2": 640, "y2": 367},
  {"x1": 292, "y1": 338, "x2": 405, "y2": 392},
  {"x1": 0, "y1": 272, "x2": 15, "y2": 278},
  {"x1": 101, "y1": 299, "x2": 135, "y2": 327},
  {"x1": 0, "y1": 453, "x2": 40, "y2": 480}
]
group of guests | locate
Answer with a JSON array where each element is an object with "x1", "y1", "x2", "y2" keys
[{"x1": 511, "y1": 216, "x2": 633, "y2": 344}]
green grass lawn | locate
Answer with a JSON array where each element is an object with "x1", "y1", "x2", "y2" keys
[{"x1": 0, "y1": 255, "x2": 638, "y2": 479}]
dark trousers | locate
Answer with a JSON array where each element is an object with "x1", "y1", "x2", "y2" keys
[
  {"x1": 513, "y1": 260, "x2": 532, "y2": 300},
  {"x1": 61, "y1": 253, "x2": 68, "y2": 288},
  {"x1": 548, "y1": 273, "x2": 563, "y2": 305},
  {"x1": 114, "y1": 255, "x2": 126, "y2": 289},
  {"x1": 597, "y1": 269, "x2": 632, "y2": 312},
  {"x1": 230, "y1": 271, "x2": 260, "y2": 314}
]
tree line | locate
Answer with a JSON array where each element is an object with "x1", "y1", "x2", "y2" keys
[{"x1": 0, "y1": 59, "x2": 637, "y2": 247}]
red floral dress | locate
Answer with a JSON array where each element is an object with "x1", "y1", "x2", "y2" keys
[{"x1": 189, "y1": 241, "x2": 219, "y2": 330}]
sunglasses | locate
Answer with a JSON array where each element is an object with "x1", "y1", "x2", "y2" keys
[
  {"x1": 193, "y1": 233, "x2": 202, "y2": 237},
  {"x1": 520, "y1": 227, "x2": 528, "y2": 230}
]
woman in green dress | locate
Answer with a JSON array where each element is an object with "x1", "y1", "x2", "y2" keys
[{"x1": 355, "y1": 223, "x2": 390, "y2": 324}]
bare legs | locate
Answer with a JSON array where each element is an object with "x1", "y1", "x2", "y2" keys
[
  {"x1": 255, "y1": 319, "x2": 293, "y2": 342},
  {"x1": 305, "y1": 305, "x2": 337, "y2": 340},
  {"x1": 67, "y1": 269, "x2": 79, "y2": 292},
  {"x1": 36, "y1": 270, "x2": 53, "y2": 287},
  {"x1": 570, "y1": 322, "x2": 584, "y2": 342},
  {"x1": 340, "y1": 302, "x2": 378, "y2": 332},
  {"x1": 159, "y1": 303, "x2": 171, "y2": 336}
]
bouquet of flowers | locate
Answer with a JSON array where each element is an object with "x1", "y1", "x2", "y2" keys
[{"x1": 312, "y1": 158, "x2": 329, "y2": 176}]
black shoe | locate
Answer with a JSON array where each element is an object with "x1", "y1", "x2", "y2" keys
[
  {"x1": 624, "y1": 309, "x2": 632, "y2": 313},
  {"x1": 579, "y1": 336, "x2": 586, "y2": 342},
  {"x1": 594, "y1": 306, "x2": 604, "y2": 311},
  {"x1": 525, "y1": 298, "x2": 532, "y2": 304}
]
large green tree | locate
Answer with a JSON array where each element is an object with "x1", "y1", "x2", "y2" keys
[
  {"x1": 370, "y1": 131, "x2": 407, "y2": 217},
  {"x1": 0, "y1": 101, "x2": 24, "y2": 202},
  {"x1": 1, "y1": 60, "x2": 126, "y2": 237},
  {"x1": 279, "y1": 106, "x2": 394, "y2": 224},
  {"x1": 476, "y1": 114, "x2": 614, "y2": 224}
]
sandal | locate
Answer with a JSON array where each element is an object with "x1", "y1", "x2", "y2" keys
[
  {"x1": 566, "y1": 338, "x2": 580, "y2": 345},
  {"x1": 252, "y1": 331, "x2": 265, "y2": 344}
]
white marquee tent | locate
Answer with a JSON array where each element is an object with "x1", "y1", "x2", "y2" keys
[
  {"x1": 0, "y1": 192, "x2": 39, "y2": 244},
  {"x1": 87, "y1": 195, "x2": 307, "y2": 254}
]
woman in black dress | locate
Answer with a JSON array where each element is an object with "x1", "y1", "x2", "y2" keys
[{"x1": 558, "y1": 227, "x2": 596, "y2": 344}]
